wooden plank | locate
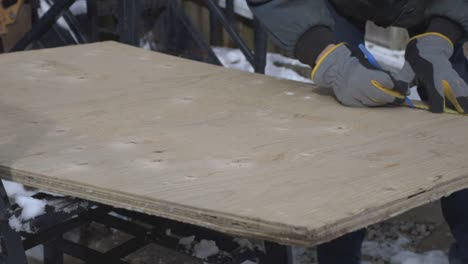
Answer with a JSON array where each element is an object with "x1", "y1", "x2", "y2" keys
[{"x1": 1, "y1": 42, "x2": 468, "y2": 246}]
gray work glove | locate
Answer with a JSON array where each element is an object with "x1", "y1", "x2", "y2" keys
[
  {"x1": 312, "y1": 44, "x2": 407, "y2": 107},
  {"x1": 392, "y1": 62, "x2": 416, "y2": 87},
  {"x1": 405, "y1": 33, "x2": 468, "y2": 113}
]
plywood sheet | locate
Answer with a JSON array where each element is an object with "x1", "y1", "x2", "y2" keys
[{"x1": 1, "y1": 42, "x2": 468, "y2": 246}]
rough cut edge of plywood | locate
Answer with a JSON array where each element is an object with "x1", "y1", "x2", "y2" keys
[{"x1": 2, "y1": 166, "x2": 468, "y2": 246}]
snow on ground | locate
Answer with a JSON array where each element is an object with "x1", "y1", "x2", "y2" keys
[
  {"x1": 15, "y1": 196, "x2": 46, "y2": 220},
  {"x1": 3, "y1": 180, "x2": 45, "y2": 232},
  {"x1": 3, "y1": 180, "x2": 36, "y2": 197},
  {"x1": 192, "y1": 239, "x2": 220, "y2": 259},
  {"x1": 179, "y1": 235, "x2": 196, "y2": 249},
  {"x1": 363, "y1": 236, "x2": 448, "y2": 264},
  {"x1": 213, "y1": 47, "x2": 312, "y2": 83},
  {"x1": 291, "y1": 233, "x2": 449, "y2": 264},
  {"x1": 69, "y1": 0, "x2": 87, "y2": 15}
]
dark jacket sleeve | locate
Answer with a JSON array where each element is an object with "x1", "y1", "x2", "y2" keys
[
  {"x1": 425, "y1": 0, "x2": 468, "y2": 41},
  {"x1": 247, "y1": 0, "x2": 336, "y2": 67}
]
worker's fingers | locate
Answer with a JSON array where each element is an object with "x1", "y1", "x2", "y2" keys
[
  {"x1": 442, "y1": 79, "x2": 468, "y2": 114},
  {"x1": 391, "y1": 61, "x2": 416, "y2": 86},
  {"x1": 359, "y1": 72, "x2": 405, "y2": 106},
  {"x1": 391, "y1": 79, "x2": 411, "y2": 102},
  {"x1": 423, "y1": 80, "x2": 445, "y2": 114}
]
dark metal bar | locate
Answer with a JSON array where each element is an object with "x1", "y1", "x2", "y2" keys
[
  {"x1": 44, "y1": 242, "x2": 64, "y2": 264},
  {"x1": 58, "y1": 2, "x2": 89, "y2": 43},
  {"x1": 46, "y1": 238, "x2": 130, "y2": 264},
  {"x1": 86, "y1": 0, "x2": 99, "y2": 42},
  {"x1": 0, "y1": 39, "x2": 4, "y2": 54},
  {"x1": 0, "y1": 181, "x2": 10, "y2": 209},
  {"x1": 118, "y1": 0, "x2": 140, "y2": 46},
  {"x1": 0, "y1": 224, "x2": 28, "y2": 264},
  {"x1": 31, "y1": 0, "x2": 40, "y2": 24},
  {"x1": 204, "y1": 0, "x2": 254, "y2": 65},
  {"x1": 22, "y1": 214, "x2": 90, "y2": 250},
  {"x1": 209, "y1": 9, "x2": 222, "y2": 46},
  {"x1": 11, "y1": 0, "x2": 78, "y2": 51},
  {"x1": 259, "y1": 242, "x2": 293, "y2": 264},
  {"x1": 103, "y1": 237, "x2": 148, "y2": 259},
  {"x1": 49, "y1": 23, "x2": 78, "y2": 46},
  {"x1": 253, "y1": 18, "x2": 267, "y2": 74},
  {"x1": 169, "y1": 0, "x2": 221, "y2": 65},
  {"x1": 44, "y1": 0, "x2": 87, "y2": 44},
  {"x1": 111, "y1": 208, "x2": 241, "y2": 251},
  {"x1": 0, "y1": 180, "x2": 28, "y2": 264},
  {"x1": 226, "y1": 0, "x2": 235, "y2": 26},
  {"x1": 89, "y1": 211, "x2": 148, "y2": 237}
]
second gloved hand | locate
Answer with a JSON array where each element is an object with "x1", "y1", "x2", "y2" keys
[
  {"x1": 311, "y1": 43, "x2": 407, "y2": 107},
  {"x1": 405, "y1": 33, "x2": 468, "y2": 114}
]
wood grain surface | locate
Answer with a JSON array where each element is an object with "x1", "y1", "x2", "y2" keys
[{"x1": 1, "y1": 42, "x2": 468, "y2": 246}]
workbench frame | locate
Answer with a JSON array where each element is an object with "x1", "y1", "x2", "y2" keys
[{"x1": 0, "y1": 180, "x2": 293, "y2": 264}]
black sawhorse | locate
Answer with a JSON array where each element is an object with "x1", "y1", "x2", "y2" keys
[{"x1": 0, "y1": 179, "x2": 293, "y2": 264}]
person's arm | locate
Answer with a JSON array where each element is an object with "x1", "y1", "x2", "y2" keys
[
  {"x1": 247, "y1": 0, "x2": 336, "y2": 67},
  {"x1": 425, "y1": 0, "x2": 468, "y2": 39}
]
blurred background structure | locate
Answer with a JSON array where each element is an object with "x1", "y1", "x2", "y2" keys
[{"x1": 0, "y1": 0, "x2": 418, "y2": 74}]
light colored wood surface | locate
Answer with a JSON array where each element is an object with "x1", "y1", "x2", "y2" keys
[{"x1": 1, "y1": 42, "x2": 468, "y2": 246}]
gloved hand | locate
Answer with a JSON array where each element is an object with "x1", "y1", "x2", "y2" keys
[
  {"x1": 311, "y1": 43, "x2": 407, "y2": 107},
  {"x1": 405, "y1": 33, "x2": 468, "y2": 113}
]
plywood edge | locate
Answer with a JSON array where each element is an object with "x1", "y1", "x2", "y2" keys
[
  {"x1": 0, "y1": 166, "x2": 312, "y2": 245},
  {"x1": 313, "y1": 173, "x2": 468, "y2": 245},
  {"x1": 3, "y1": 165, "x2": 468, "y2": 246}
]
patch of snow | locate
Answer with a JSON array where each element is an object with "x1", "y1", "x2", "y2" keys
[
  {"x1": 233, "y1": 238, "x2": 254, "y2": 250},
  {"x1": 3, "y1": 180, "x2": 36, "y2": 197},
  {"x1": 3, "y1": 180, "x2": 45, "y2": 231},
  {"x1": 293, "y1": 246, "x2": 317, "y2": 264},
  {"x1": 140, "y1": 32, "x2": 159, "y2": 51},
  {"x1": 47, "y1": 197, "x2": 84, "y2": 214},
  {"x1": 109, "y1": 211, "x2": 130, "y2": 221},
  {"x1": 8, "y1": 215, "x2": 22, "y2": 231},
  {"x1": 70, "y1": 0, "x2": 87, "y2": 15},
  {"x1": 15, "y1": 196, "x2": 47, "y2": 220},
  {"x1": 362, "y1": 235, "x2": 448, "y2": 264},
  {"x1": 193, "y1": 240, "x2": 219, "y2": 259},
  {"x1": 9, "y1": 215, "x2": 32, "y2": 233},
  {"x1": 217, "y1": 0, "x2": 253, "y2": 19},
  {"x1": 391, "y1": 250, "x2": 448, "y2": 264},
  {"x1": 213, "y1": 48, "x2": 312, "y2": 84},
  {"x1": 179, "y1": 235, "x2": 196, "y2": 248}
]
